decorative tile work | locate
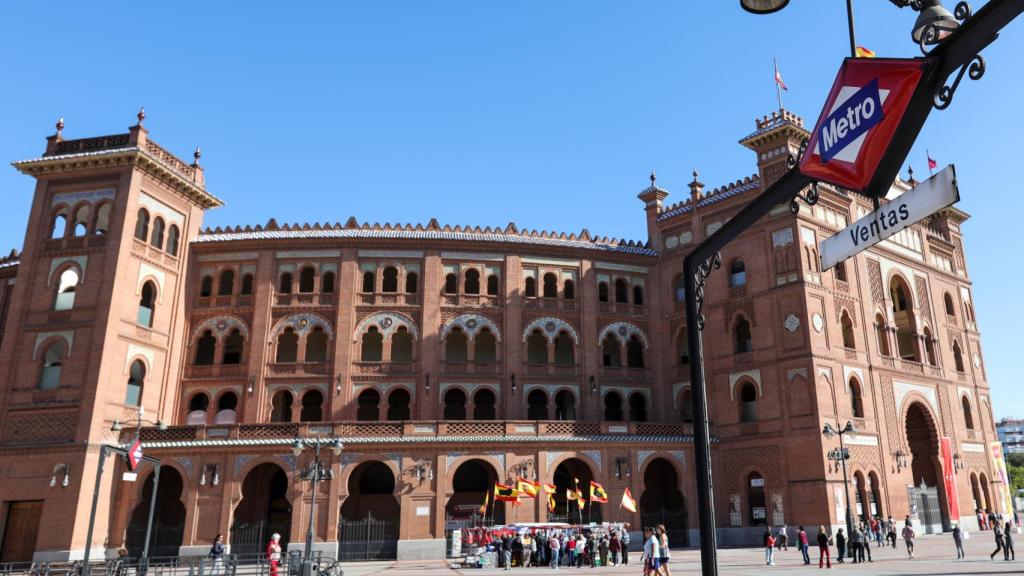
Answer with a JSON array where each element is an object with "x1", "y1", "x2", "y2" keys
[
  {"x1": 522, "y1": 317, "x2": 579, "y2": 345},
  {"x1": 597, "y1": 322, "x2": 648, "y2": 349}
]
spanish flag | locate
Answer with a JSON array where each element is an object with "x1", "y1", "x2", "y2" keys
[
  {"x1": 589, "y1": 480, "x2": 608, "y2": 503},
  {"x1": 479, "y1": 489, "x2": 490, "y2": 515},
  {"x1": 494, "y1": 483, "x2": 519, "y2": 502},
  {"x1": 517, "y1": 477, "x2": 540, "y2": 498},
  {"x1": 577, "y1": 496, "x2": 586, "y2": 510},
  {"x1": 566, "y1": 488, "x2": 578, "y2": 501},
  {"x1": 543, "y1": 483, "x2": 557, "y2": 495},
  {"x1": 855, "y1": 46, "x2": 876, "y2": 58},
  {"x1": 620, "y1": 487, "x2": 638, "y2": 513},
  {"x1": 548, "y1": 494, "x2": 557, "y2": 512}
]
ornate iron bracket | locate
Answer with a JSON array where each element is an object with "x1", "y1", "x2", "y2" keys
[
  {"x1": 786, "y1": 137, "x2": 810, "y2": 170},
  {"x1": 693, "y1": 251, "x2": 722, "y2": 331},
  {"x1": 934, "y1": 53, "x2": 985, "y2": 110},
  {"x1": 915, "y1": 2, "x2": 987, "y2": 110},
  {"x1": 789, "y1": 181, "x2": 820, "y2": 215}
]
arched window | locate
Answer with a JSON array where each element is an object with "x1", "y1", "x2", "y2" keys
[
  {"x1": 679, "y1": 389, "x2": 693, "y2": 423},
  {"x1": 944, "y1": 292, "x2": 956, "y2": 316},
  {"x1": 868, "y1": 472, "x2": 883, "y2": 517},
  {"x1": 357, "y1": 390, "x2": 380, "y2": 421},
  {"x1": 382, "y1": 267, "x2": 399, "y2": 293},
  {"x1": 301, "y1": 389, "x2": 323, "y2": 422},
  {"x1": 614, "y1": 279, "x2": 628, "y2": 303},
  {"x1": 50, "y1": 212, "x2": 69, "y2": 240},
  {"x1": 319, "y1": 271, "x2": 334, "y2": 294},
  {"x1": 216, "y1": 392, "x2": 238, "y2": 424},
  {"x1": 134, "y1": 208, "x2": 150, "y2": 242},
  {"x1": 279, "y1": 272, "x2": 293, "y2": 294},
  {"x1": 240, "y1": 274, "x2": 254, "y2": 295},
  {"x1": 150, "y1": 217, "x2": 165, "y2": 249},
  {"x1": 299, "y1": 267, "x2": 316, "y2": 293},
  {"x1": 486, "y1": 275, "x2": 498, "y2": 296},
  {"x1": 953, "y1": 341, "x2": 965, "y2": 372},
  {"x1": 850, "y1": 378, "x2": 864, "y2": 418},
  {"x1": 527, "y1": 330, "x2": 547, "y2": 364},
  {"x1": 443, "y1": 389, "x2": 467, "y2": 420},
  {"x1": 194, "y1": 330, "x2": 216, "y2": 365},
  {"x1": 276, "y1": 327, "x2": 299, "y2": 363},
  {"x1": 524, "y1": 277, "x2": 537, "y2": 298},
  {"x1": 125, "y1": 360, "x2": 145, "y2": 406},
  {"x1": 362, "y1": 271, "x2": 375, "y2": 293},
  {"x1": 554, "y1": 331, "x2": 574, "y2": 365},
  {"x1": 598, "y1": 281, "x2": 609, "y2": 302},
  {"x1": 602, "y1": 335, "x2": 622, "y2": 367},
  {"x1": 965, "y1": 301, "x2": 975, "y2": 323},
  {"x1": 841, "y1": 310, "x2": 855, "y2": 349},
  {"x1": 392, "y1": 326, "x2": 413, "y2": 362},
  {"x1": 200, "y1": 276, "x2": 213, "y2": 297},
  {"x1": 542, "y1": 273, "x2": 557, "y2": 298},
  {"x1": 138, "y1": 281, "x2": 156, "y2": 327},
  {"x1": 464, "y1": 269, "x2": 480, "y2": 295},
  {"x1": 527, "y1": 390, "x2": 549, "y2": 420},
  {"x1": 604, "y1": 392, "x2": 624, "y2": 421},
  {"x1": 73, "y1": 205, "x2": 90, "y2": 237},
  {"x1": 890, "y1": 277, "x2": 918, "y2": 360},
  {"x1": 187, "y1": 393, "x2": 209, "y2": 425},
  {"x1": 626, "y1": 335, "x2": 644, "y2": 368},
  {"x1": 555, "y1": 390, "x2": 576, "y2": 420},
  {"x1": 387, "y1": 389, "x2": 411, "y2": 421},
  {"x1": 673, "y1": 274, "x2": 685, "y2": 302},
  {"x1": 563, "y1": 279, "x2": 575, "y2": 300},
  {"x1": 677, "y1": 330, "x2": 690, "y2": 366},
  {"x1": 875, "y1": 313, "x2": 891, "y2": 356},
  {"x1": 854, "y1": 472, "x2": 867, "y2": 521},
  {"x1": 632, "y1": 285, "x2": 644, "y2": 306},
  {"x1": 834, "y1": 261, "x2": 847, "y2": 282},
  {"x1": 445, "y1": 327, "x2": 468, "y2": 362},
  {"x1": 444, "y1": 273, "x2": 458, "y2": 295},
  {"x1": 473, "y1": 389, "x2": 496, "y2": 420},
  {"x1": 733, "y1": 260, "x2": 749, "y2": 286},
  {"x1": 305, "y1": 326, "x2": 328, "y2": 362},
  {"x1": 360, "y1": 326, "x2": 383, "y2": 362},
  {"x1": 734, "y1": 316, "x2": 752, "y2": 354},
  {"x1": 166, "y1": 225, "x2": 179, "y2": 256},
  {"x1": 739, "y1": 382, "x2": 757, "y2": 423},
  {"x1": 271, "y1": 391, "x2": 293, "y2": 423},
  {"x1": 475, "y1": 328, "x2": 497, "y2": 363},
  {"x1": 923, "y1": 327, "x2": 936, "y2": 366},
  {"x1": 962, "y1": 396, "x2": 975, "y2": 429},
  {"x1": 406, "y1": 272, "x2": 419, "y2": 294},
  {"x1": 218, "y1": 269, "x2": 235, "y2": 296},
  {"x1": 223, "y1": 329, "x2": 244, "y2": 364},
  {"x1": 38, "y1": 340, "x2": 67, "y2": 390},
  {"x1": 628, "y1": 393, "x2": 647, "y2": 422},
  {"x1": 54, "y1": 268, "x2": 79, "y2": 311}
]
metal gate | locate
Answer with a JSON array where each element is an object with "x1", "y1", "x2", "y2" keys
[
  {"x1": 641, "y1": 509, "x2": 689, "y2": 547},
  {"x1": 230, "y1": 521, "x2": 291, "y2": 560},
  {"x1": 125, "y1": 522, "x2": 185, "y2": 558},
  {"x1": 337, "y1": 514, "x2": 397, "y2": 561},
  {"x1": 908, "y1": 484, "x2": 944, "y2": 534},
  {"x1": 444, "y1": 513, "x2": 485, "y2": 558}
]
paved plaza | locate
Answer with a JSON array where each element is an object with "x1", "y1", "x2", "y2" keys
[{"x1": 332, "y1": 535, "x2": 1019, "y2": 576}]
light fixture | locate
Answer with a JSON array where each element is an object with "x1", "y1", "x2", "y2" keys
[
  {"x1": 908, "y1": 0, "x2": 959, "y2": 44},
  {"x1": 410, "y1": 459, "x2": 434, "y2": 482},
  {"x1": 157, "y1": 420, "x2": 168, "y2": 431},
  {"x1": 615, "y1": 457, "x2": 631, "y2": 480},
  {"x1": 248, "y1": 376, "x2": 255, "y2": 395},
  {"x1": 335, "y1": 375, "x2": 342, "y2": 394},
  {"x1": 292, "y1": 439, "x2": 305, "y2": 456},
  {"x1": 111, "y1": 420, "x2": 123, "y2": 432},
  {"x1": 425, "y1": 372, "x2": 430, "y2": 393},
  {"x1": 200, "y1": 463, "x2": 220, "y2": 486},
  {"x1": 330, "y1": 438, "x2": 344, "y2": 456},
  {"x1": 510, "y1": 459, "x2": 536, "y2": 481},
  {"x1": 892, "y1": 449, "x2": 909, "y2": 473},
  {"x1": 50, "y1": 463, "x2": 69, "y2": 488},
  {"x1": 590, "y1": 376, "x2": 596, "y2": 394},
  {"x1": 511, "y1": 373, "x2": 516, "y2": 394},
  {"x1": 740, "y1": 0, "x2": 789, "y2": 14},
  {"x1": 953, "y1": 452, "x2": 964, "y2": 471}
]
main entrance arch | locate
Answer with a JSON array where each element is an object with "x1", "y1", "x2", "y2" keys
[
  {"x1": 338, "y1": 461, "x2": 399, "y2": 561},
  {"x1": 446, "y1": 459, "x2": 503, "y2": 525},
  {"x1": 640, "y1": 458, "x2": 688, "y2": 547},
  {"x1": 125, "y1": 467, "x2": 186, "y2": 558},
  {"x1": 551, "y1": 457, "x2": 599, "y2": 523},
  {"x1": 231, "y1": 463, "x2": 292, "y2": 557},
  {"x1": 905, "y1": 401, "x2": 948, "y2": 533}
]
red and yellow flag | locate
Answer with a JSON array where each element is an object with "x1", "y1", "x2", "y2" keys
[
  {"x1": 494, "y1": 483, "x2": 519, "y2": 502},
  {"x1": 517, "y1": 477, "x2": 540, "y2": 498},
  {"x1": 577, "y1": 496, "x2": 586, "y2": 510},
  {"x1": 620, "y1": 487, "x2": 637, "y2": 513},
  {"x1": 589, "y1": 480, "x2": 608, "y2": 503},
  {"x1": 479, "y1": 489, "x2": 490, "y2": 515},
  {"x1": 855, "y1": 46, "x2": 876, "y2": 58},
  {"x1": 543, "y1": 483, "x2": 557, "y2": 495},
  {"x1": 548, "y1": 494, "x2": 557, "y2": 513},
  {"x1": 566, "y1": 488, "x2": 578, "y2": 501}
]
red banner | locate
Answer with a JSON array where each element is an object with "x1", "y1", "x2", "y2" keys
[{"x1": 940, "y1": 436, "x2": 960, "y2": 521}]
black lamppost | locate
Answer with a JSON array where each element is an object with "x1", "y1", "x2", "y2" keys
[
  {"x1": 292, "y1": 437, "x2": 343, "y2": 576},
  {"x1": 824, "y1": 421, "x2": 857, "y2": 535}
]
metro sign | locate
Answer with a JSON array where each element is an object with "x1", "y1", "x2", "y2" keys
[
  {"x1": 127, "y1": 438, "x2": 143, "y2": 471},
  {"x1": 800, "y1": 58, "x2": 929, "y2": 193}
]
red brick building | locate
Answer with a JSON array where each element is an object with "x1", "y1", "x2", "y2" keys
[{"x1": 0, "y1": 110, "x2": 1007, "y2": 562}]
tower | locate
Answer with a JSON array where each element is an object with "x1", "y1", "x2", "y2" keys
[
  {"x1": 0, "y1": 114, "x2": 221, "y2": 561},
  {"x1": 739, "y1": 108, "x2": 809, "y2": 187}
]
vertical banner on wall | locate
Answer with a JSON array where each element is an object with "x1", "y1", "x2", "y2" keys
[
  {"x1": 989, "y1": 442, "x2": 1014, "y2": 517},
  {"x1": 940, "y1": 437, "x2": 960, "y2": 521}
]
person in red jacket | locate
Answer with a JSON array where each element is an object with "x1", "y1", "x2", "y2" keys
[{"x1": 267, "y1": 533, "x2": 282, "y2": 576}]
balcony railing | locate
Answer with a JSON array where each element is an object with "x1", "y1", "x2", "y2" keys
[
  {"x1": 523, "y1": 363, "x2": 578, "y2": 378},
  {"x1": 352, "y1": 361, "x2": 416, "y2": 376},
  {"x1": 521, "y1": 297, "x2": 574, "y2": 311},
  {"x1": 598, "y1": 366, "x2": 652, "y2": 380},
  {"x1": 358, "y1": 293, "x2": 419, "y2": 306},
  {"x1": 275, "y1": 293, "x2": 338, "y2": 307},
  {"x1": 441, "y1": 362, "x2": 501, "y2": 376},
  {"x1": 184, "y1": 364, "x2": 248, "y2": 379},
  {"x1": 268, "y1": 362, "x2": 332, "y2": 376},
  {"x1": 442, "y1": 294, "x2": 499, "y2": 308}
]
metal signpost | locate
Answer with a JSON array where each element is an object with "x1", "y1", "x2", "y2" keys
[{"x1": 687, "y1": 2, "x2": 1024, "y2": 574}]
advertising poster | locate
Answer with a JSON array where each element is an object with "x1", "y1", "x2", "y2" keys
[{"x1": 941, "y1": 437, "x2": 960, "y2": 521}]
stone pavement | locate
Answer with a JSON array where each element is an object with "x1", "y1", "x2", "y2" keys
[{"x1": 333, "y1": 534, "x2": 1020, "y2": 576}]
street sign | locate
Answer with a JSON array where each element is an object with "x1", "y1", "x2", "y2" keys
[
  {"x1": 800, "y1": 58, "x2": 929, "y2": 193},
  {"x1": 127, "y1": 438, "x2": 143, "y2": 471},
  {"x1": 819, "y1": 164, "x2": 959, "y2": 271},
  {"x1": 122, "y1": 472, "x2": 138, "y2": 482}
]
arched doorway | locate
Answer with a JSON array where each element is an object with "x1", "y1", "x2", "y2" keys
[
  {"x1": 905, "y1": 402, "x2": 947, "y2": 533},
  {"x1": 231, "y1": 463, "x2": 292, "y2": 557},
  {"x1": 551, "y1": 458, "x2": 599, "y2": 523},
  {"x1": 338, "y1": 462, "x2": 399, "y2": 560},
  {"x1": 640, "y1": 458, "x2": 688, "y2": 546},
  {"x1": 125, "y1": 467, "x2": 186, "y2": 558},
  {"x1": 446, "y1": 459, "x2": 502, "y2": 557}
]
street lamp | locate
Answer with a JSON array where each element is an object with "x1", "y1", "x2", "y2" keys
[
  {"x1": 49, "y1": 463, "x2": 70, "y2": 488},
  {"x1": 740, "y1": 0, "x2": 789, "y2": 14},
  {"x1": 823, "y1": 421, "x2": 857, "y2": 535},
  {"x1": 292, "y1": 437, "x2": 343, "y2": 576}
]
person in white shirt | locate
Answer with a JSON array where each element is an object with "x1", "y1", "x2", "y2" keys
[{"x1": 642, "y1": 527, "x2": 661, "y2": 576}]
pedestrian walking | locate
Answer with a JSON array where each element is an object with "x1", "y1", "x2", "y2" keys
[
  {"x1": 990, "y1": 522, "x2": 1006, "y2": 561},
  {"x1": 952, "y1": 524, "x2": 965, "y2": 559},
  {"x1": 763, "y1": 528, "x2": 775, "y2": 566},
  {"x1": 887, "y1": 519, "x2": 898, "y2": 548},
  {"x1": 859, "y1": 525, "x2": 872, "y2": 563},
  {"x1": 549, "y1": 534, "x2": 561, "y2": 569},
  {"x1": 656, "y1": 525, "x2": 672, "y2": 576},
  {"x1": 1005, "y1": 522, "x2": 1016, "y2": 561},
  {"x1": 849, "y1": 525, "x2": 862, "y2": 563},
  {"x1": 979, "y1": 509, "x2": 988, "y2": 531},
  {"x1": 835, "y1": 529, "x2": 846, "y2": 563},
  {"x1": 621, "y1": 527, "x2": 631, "y2": 566},
  {"x1": 778, "y1": 525, "x2": 789, "y2": 550},
  {"x1": 525, "y1": 534, "x2": 536, "y2": 567},
  {"x1": 266, "y1": 533, "x2": 282, "y2": 576},
  {"x1": 798, "y1": 526, "x2": 810, "y2": 564},
  {"x1": 642, "y1": 527, "x2": 661, "y2": 576},
  {"x1": 817, "y1": 526, "x2": 832, "y2": 569},
  {"x1": 609, "y1": 532, "x2": 621, "y2": 566},
  {"x1": 902, "y1": 521, "x2": 916, "y2": 559},
  {"x1": 599, "y1": 536, "x2": 609, "y2": 567},
  {"x1": 208, "y1": 533, "x2": 225, "y2": 575}
]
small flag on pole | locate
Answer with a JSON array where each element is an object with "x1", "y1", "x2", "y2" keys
[
  {"x1": 548, "y1": 494, "x2": 557, "y2": 513},
  {"x1": 855, "y1": 46, "x2": 876, "y2": 58},
  {"x1": 774, "y1": 59, "x2": 788, "y2": 91},
  {"x1": 927, "y1": 151, "x2": 938, "y2": 171},
  {"x1": 517, "y1": 477, "x2": 540, "y2": 498},
  {"x1": 494, "y1": 483, "x2": 519, "y2": 502},
  {"x1": 479, "y1": 489, "x2": 490, "y2": 515},
  {"x1": 620, "y1": 487, "x2": 638, "y2": 513},
  {"x1": 589, "y1": 481, "x2": 609, "y2": 503},
  {"x1": 542, "y1": 483, "x2": 557, "y2": 495}
]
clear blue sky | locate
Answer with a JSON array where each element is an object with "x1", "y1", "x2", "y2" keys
[{"x1": 2, "y1": 2, "x2": 1021, "y2": 418}]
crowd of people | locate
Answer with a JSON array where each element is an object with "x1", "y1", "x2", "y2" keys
[{"x1": 461, "y1": 524, "x2": 634, "y2": 569}]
